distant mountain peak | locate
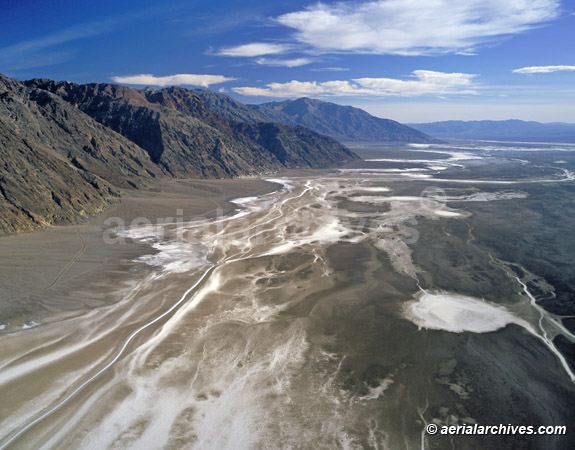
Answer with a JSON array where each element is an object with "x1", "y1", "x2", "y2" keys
[
  {"x1": 191, "y1": 90, "x2": 440, "y2": 143},
  {"x1": 248, "y1": 97, "x2": 442, "y2": 143},
  {"x1": 409, "y1": 119, "x2": 575, "y2": 143}
]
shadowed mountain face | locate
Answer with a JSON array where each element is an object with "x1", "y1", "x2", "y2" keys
[
  {"x1": 409, "y1": 120, "x2": 575, "y2": 143},
  {"x1": 26, "y1": 80, "x2": 358, "y2": 178},
  {"x1": 0, "y1": 74, "x2": 162, "y2": 234},
  {"x1": 192, "y1": 92, "x2": 440, "y2": 143},
  {"x1": 0, "y1": 74, "x2": 358, "y2": 234}
]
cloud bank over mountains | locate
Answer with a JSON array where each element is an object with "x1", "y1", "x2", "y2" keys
[
  {"x1": 110, "y1": 74, "x2": 236, "y2": 87},
  {"x1": 232, "y1": 70, "x2": 478, "y2": 98}
]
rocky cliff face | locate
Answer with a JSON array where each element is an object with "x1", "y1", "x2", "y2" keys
[
  {"x1": 1, "y1": 74, "x2": 358, "y2": 234},
  {"x1": 26, "y1": 80, "x2": 358, "y2": 178},
  {"x1": 0, "y1": 74, "x2": 161, "y2": 234},
  {"x1": 25, "y1": 80, "x2": 276, "y2": 178}
]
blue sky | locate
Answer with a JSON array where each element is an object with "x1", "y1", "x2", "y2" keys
[{"x1": 1, "y1": 0, "x2": 574, "y2": 122}]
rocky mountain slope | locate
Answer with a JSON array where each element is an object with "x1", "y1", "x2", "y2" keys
[
  {"x1": 1, "y1": 74, "x2": 358, "y2": 234},
  {"x1": 0, "y1": 74, "x2": 162, "y2": 234},
  {"x1": 191, "y1": 88, "x2": 268, "y2": 124},
  {"x1": 192, "y1": 91, "x2": 440, "y2": 143},
  {"x1": 251, "y1": 98, "x2": 441, "y2": 143},
  {"x1": 26, "y1": 80, "x2": 358, "y2": 178},
  {"x1": 409, "y1": 120, "x2": 575, "y2": 142}
]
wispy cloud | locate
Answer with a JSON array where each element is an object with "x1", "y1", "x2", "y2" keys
[
  {"x1": 513, "y1": 65, "x2": 575, "y2": 73},
  {"x1": 111, "y1": 74, "x2": 236, "y2": 88},
  {"x1": 0, "y1": 50, "x2": 75, "y2": 72},
  {"x1": 0, "y1": 22, "x2": 115, "y2": 61},
  {"x1": 0, "y1": 11, "x2": 146, "y2": 71},
  {"x1": 225, "y1": 0, "x2": 559, "y2": 57},
  {"x1": 310, "y1": 67, "x2": 350, "y2": 72},
  {"x1": 216, "y1": 43, "x2": 293, "y2": 57},
  {"x1": 255, "y1": 57, "x2": 313, "y2": 67},
  {"x1": 232, "y1": 70, "x2": 478, "y2": 97}
]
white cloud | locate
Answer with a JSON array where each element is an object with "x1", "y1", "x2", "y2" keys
[
  {"x1": 216, "y1": 43, "x2": 292, "y2": 57},
  {"x1": 234, "y1": 80, "x2": 367, "y2": 97},
  {"x1": 232, "y1": 70, "x2": 478, "y2": 98},
  {"x1": 273, "y1": 0, "x2": 560, "y2": 56},
  {"x1": 255, "y1": 57, "x2": 313, "y2": 67},
  {"x1": 513, "y1": 65, "x2": 575, "y2": 73},
  {"x1": 310, "y1": 67, "x2": 350, "y2": 72},
  {"x1": 111, "y1": 74, "x2": 236, "y2": 88}
]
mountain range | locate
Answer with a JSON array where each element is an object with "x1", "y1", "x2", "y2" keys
[
  {"x1": 409, "y1": 120, "x2": 575, "y2": 143},
  {"x1": 1, "y1": 74, "x2": 358, "y2": 234},
  {"x1": 1, "y1": 72, "x2": 441, "y2": 235},
  {"x1": 193, "y1": 92, "x2": 440, "y2": 144}
]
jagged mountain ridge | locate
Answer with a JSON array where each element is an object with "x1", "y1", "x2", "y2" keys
[
  {"x1": 26, "y1": 80, "x2": 358, "y2": 178},
  {"x1": 145, "y1": 86, "x2": 354, "y2": 168},
  {"x1": 1, "y1": 74, "x2": 358, "y2": 234},
  {"x1": 192, "y1": 91, "x2": 440, "y2": 143}
]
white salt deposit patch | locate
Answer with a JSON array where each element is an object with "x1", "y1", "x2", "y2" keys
[
  {"x1": 404, "y1": 292, "x2": 530, "y2": 333},
  {"x1": 554, "y1": 160, "x2": 567, "y2": 164},
  {"x1": 400, "y1": 173, "x2": 433, "y2": 179},
  {"x1": 121, "y1": 225, "x2": 166, "y2": 242},
  {"x1": 352, "y1": 187, "x2": 391, "y2": 193},
  {"x1": 360, "y1": 377, "x2": 394, "y2": 401},
  {"x1": 365, "y1": 158, "x2": 426, "y2": 162},
  {"x1": 443, "y1": 151, "x2": 483, "y2": 161},
  {"x1": 408, "y1": 144, "x2": 432, "y2": 148},
  {"x1": 0, "y1": 324, "x2": 6, "y2": 331},
  {"x1": 136, "y1": 242, "x2": 210, "y2": 274},
  {"x1": 470, "y1": 142, "x2": 575, "y2": 152},
  {"x1": 363, "y1": 160, "x2": 434, "y2": 167},
  {"x1": 230, "y1": 194, "x2": 278, "y2": 215},
  {"x1": 265, "y1": 178, "x2": 295, "y2": 193},
  {"x1": 434, "y1": 210, "x2": 462, "y2": 217},
  {"x1": 349, "y1": 196, "x2": 421, "y2": 204},
  {"x1": 263, "y1": 216, "x2": 347, "y2": 256},
  {"x1": 340, "y1": 168, "x2": 426, "y2": 173},
  {"x1": 440, "y1": 191, "x2": 528, "y2": 202},
  {"x1": 409, "y1": 148, "x2": 484, "y2": 161},
  {"x1": 374, "y1": 238, "x2": 419, "y2": 279},
  {"x1": 22, "y1": 321, "x2": 40, "y2": 330},
  {"x1": 231, "y1": 196, "x2": 259, "y2": 205}
]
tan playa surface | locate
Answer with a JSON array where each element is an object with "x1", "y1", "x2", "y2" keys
[{"x1": 0, "y1": 178, "x2": 277, "y2": 330}]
